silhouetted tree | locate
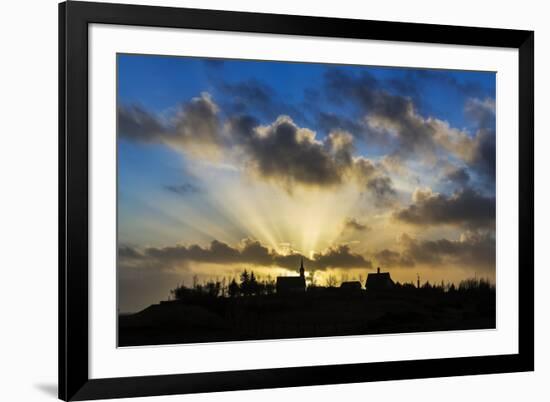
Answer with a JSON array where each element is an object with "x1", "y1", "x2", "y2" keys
[
  {"x1": 205, "y1": 280, "x2": 221, "y2": 297},
  {"x1": 191, "y1": 274, "x2": 205, "y2": 294},
  {"x1": 458, "y1": 277, "x2": 493, "y2": 292},
  {"x1": 309, "y1": 272, "x2": 318, "y2": 287},
  {"x1": 240, "y1": 270, "x2": 251, "y2": 296},
  {"x1": 256, "y1": 281, "x2": 266, "y2": 295},
  {"x1": 228, "y1": 278, "x2": 239, "y2": 298},
  {"x1": 264, "y1": 276, "x2": 276, "y2": 295},
  {"x1": 170, "y1": 283, "x2": 189, "y2": 300},
  {"x1": 326, "y1": 274, "x2": 338, "y2": 288},
  {"x1": 249, "y1": 271, "x2": 259, "y2": 295}
]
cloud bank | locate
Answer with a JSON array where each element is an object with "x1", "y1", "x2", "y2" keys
[
  {"x1": 394, "y1": 187, "x2": 495, "y2": 229},
  {"x1": 120, "y1": 239, "x2": 372, "y2": 272}
]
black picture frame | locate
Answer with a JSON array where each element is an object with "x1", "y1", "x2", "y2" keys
[{"x1": 59, "y1": 1, "x2": 534, "y2": 400}]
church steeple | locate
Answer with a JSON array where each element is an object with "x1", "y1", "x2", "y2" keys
[{"x1": 299, "y1": 257, "x2": 305, "y2": 278}]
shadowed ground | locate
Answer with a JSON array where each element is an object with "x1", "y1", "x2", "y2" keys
[{"x1": 118, "y1": 287, "x2": 495, "y2": 346}]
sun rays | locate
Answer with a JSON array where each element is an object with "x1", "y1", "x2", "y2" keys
[
  {"x1": 116, "y1": 54, "x2": 496, "y2": 312},
  {"x1": 175, "y1": 159, "x2": 366, "y2": 257}
]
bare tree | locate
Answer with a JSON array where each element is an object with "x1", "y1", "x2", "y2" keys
[
  {"x1": 309, "y1": 271, "x2": 318, "y2": 287},
  {"x1": 326, "y1": 274, "x2": 338, "y2": 288}
]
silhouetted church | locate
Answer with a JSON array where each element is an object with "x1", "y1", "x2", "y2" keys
[
  {"x1": 365, "y1": 267, "x2": 395, "y2": 291},
  {"x1": 276, "y1": 257, "x2": 306, "y2": 294}
]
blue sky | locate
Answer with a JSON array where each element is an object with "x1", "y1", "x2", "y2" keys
[
  {"x1": 117, "y1": 53, "x2": 496, "y2": 312},
  {"x1": 118, "y1": 54, "x2": 494, "y2": 131}
]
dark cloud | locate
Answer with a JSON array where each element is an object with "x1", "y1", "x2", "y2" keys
[
  {"x1": 143, "y1": 240, "x2": 240, "y2": 265},
  {"x1": 228, "y1": 115, "x2": 396, "y2": 199},
  {"x1": 352, "y1": 157, "x2": 377, "y2": 179},
  {"x1": 218, "y1": 79, "x2": 274, "y2": 115},
  {"x1": 170, "y1": 93, "x2": 223, "y2": 153},
  {"x1": 164, "y1": 183, "x2": 200, "y2": 196},
  {"x1": 366, "y1": 176, "x2": 397, "y2": 202},
  {"x1": 465, "y1": 97, "x2": 496, "y2": 129},
  {"x1": 461, "y1": 98, "x2": 496, "y2": 181},
  {"x1": 229, "y1": 116, "x2": 346, "y2": 188},
  {"x1": 272, "y1": 245, "x2": 372, "y2": 271},
  {"x1": 226, "y1": 114, "x2": 259, "y2": 143},
  {"x1": 469, "y1": 129, "x2": 496, "y2": 180},
  {"x1": 324, "y1": 69, "x2": 440, "y2": 158},
  {"x1": 118, "y1": 105, "x2": 166, "y2": 142},
  {"x1": 317, "y1": 112, "x2": 364, "y2": 136},
  {"x1": 408, "y1": 70, "x2": 489, "y2": 99},
  {"x1": 324, "y1": 69, "x2": 379, "y2": 107},
  {"x1": 394, "y1": 188, "x2": 495, "y2": 229},
  {"x1": 119, "y1": 245, "x2": 144, "y2": 260},
  {"x1": 311, "y1": 245, "x2": 372, "y2": 270},
  {"x1": 325, "y1": 70, "x2": 404, "y2": 118},
  {"x1": 344, "y1": 218, "x2": 370, "y2": 232},
  {"x1": 443, "y1": 167, "x2": 470, "y2": 187},
  {"x1": 239, "y1": 239, "x2": 273, "y2": 266},
  {"x1": 118, "y1": 93, "x2": 223, "y2": 157},
  {"x1": 119, "y1": 71, "x2": 496, "y2": 198},
  {"x1": 433, "y1": 125, "x2": 495, "y2": 182},
  {"x1": 324, "y1": 130, "x2": 355, "y2": 166},
  {"x1": 323, "y1": 69, "x2": 497, "y2": 183},
  {"x1": 317, "y1": 111, "x2": 394, "y2": 147},
  {"x1": 386, "y1": 75, "x2": 421, "y2": 101},
  {"x1": 377, "y1": 70, "x2": 490, "y2": 114},
  {"x1": 119, "y1": 94, "x2": 395, "y2": 197},
  {"x1": 399, "y1": 232, "x2": 495, "y2": 270},
  {"x1": 374, "y1": 249, "x2": 415, "y2": 268},
  {"x1": 215, "y1": 78, "x2": 308, "y2": 123},
  {"x1": 120, "y1": 239, "x2": 371, "y2": 272},
  {"x1": 235, "y1": 116, "x2": 343, "y2": 188}
]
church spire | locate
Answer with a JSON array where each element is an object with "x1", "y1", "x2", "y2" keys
[{"x1": 299, "y1": 257, "x2": 305, "y2": 278}]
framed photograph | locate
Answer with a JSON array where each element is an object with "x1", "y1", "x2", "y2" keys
[{"x1": 59, "y1": 1, "x2": 534, "y2": 400}]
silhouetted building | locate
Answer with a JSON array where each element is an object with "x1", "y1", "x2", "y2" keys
[
  {"x1": 276, "y1": 258, "x2": 306, "y2": 294},
  {"x1": 365, "y1": 267, "x2": 395, "y2": 292},
  {"x1": 340, "y1": 281, "x2": 362, "y2": 292}
]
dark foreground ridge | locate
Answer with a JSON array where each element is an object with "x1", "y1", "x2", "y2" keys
[{"x1": 119, "y1": 268, "x2": 495, "y2": 347}]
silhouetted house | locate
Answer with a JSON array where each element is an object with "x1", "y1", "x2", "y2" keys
[
  {"x1": 276, "y1": 258, "x2": 306, "y2": 294},
  {"x1": 365, "y1": 267, "x2": 395, "y2": 292},
  {"x1": 340, "y1": 281, "x2": 362, "y2": 292}
]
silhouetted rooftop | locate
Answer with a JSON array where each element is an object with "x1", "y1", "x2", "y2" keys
[
  {"x1": 366, "y1": 270, "x2": 395, "y2": 291},
  {"x1": 276, "y1": 276, "x2": 306, "y2": 294}
]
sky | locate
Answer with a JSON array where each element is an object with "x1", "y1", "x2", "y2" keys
[{"x1": 117, "y1": 54, "x2": 496, "y2": 313}]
